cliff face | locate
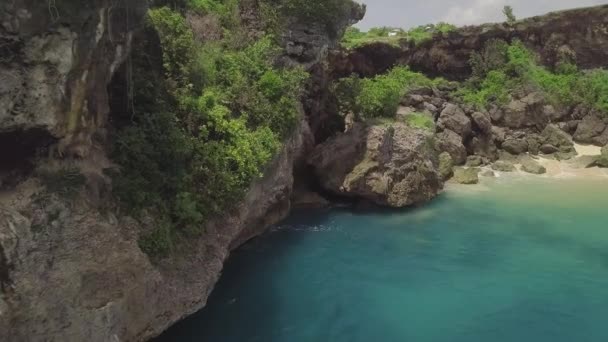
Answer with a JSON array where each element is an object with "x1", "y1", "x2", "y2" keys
[
  {"x1": 0, "y1": 1, "x2": 364, "y2": 341},
  {"x1": 333, "y1": 5, "x2": 608, "y2": 80},
  {"x1": 0, "y1": 0, "x2": 147, "y2": 158}
]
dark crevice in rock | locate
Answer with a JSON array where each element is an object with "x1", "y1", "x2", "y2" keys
[
  {"x1": 0, "y1": 244, "x2": 13, "y2": 292},
  {"x1": 0, "y1": 128, "x2": 56, "y2": 187}
]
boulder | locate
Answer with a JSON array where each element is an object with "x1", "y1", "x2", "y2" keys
[
  {"x1": 437, "y1": 104, "x2": 472, "y2": 138},
  {"x1": 436, "y1": 129, "x2": 467, "y2": 165},
  {"x1": 453, "y1": 167, "x2": 480, "y2": 184},
  {"x1": 554, "y1": 151, "x2": 578, "y2": 161},
  {"x1": 471, "y1": 112, "x2": 492, "y2": 134},
  {"x1": 520, "y1": 157, "x2": 547, "y2": 174},
  {"x1": 526, "y1": 135, "x2": 542, "y2": 155},
  {"x1": 539, "y1": 144, "x2": 559, "y2": 154},
  {"x1": 491, "y1": 160, "x2": 516, "y2": 172},
  {"x1": 438, "y1": 152, "x2": 454, "y2": 180},
  {"x1": 480, "y1": 170, "x2": 496, "y2": 177},
  {"x1": 542, "y1": 124, "x2": 574, "y2": 151},
  {"x1": 468, "y1": 136, "x2": 499, "y2": 161},
  {"x1": 491, "y1": 126, "x2": 506, "y2": 144},
  {"x1": 466, "y1": 155, "x2": 484, "y2": 167},
  {"x1": 502, "y1": 139, "x2": 528, "y2": 155},
  {"x1": 309, "y1": 123, "x2": 443, "y2": 207},
  {"x1": 498, "y1": 150, "x2": 519, "y2": 162},
  {"x1": 573, "y1": 114, "x2": 607, "y2": 144},
  {"x1": 591, "y1": 128, "x2": 608, "y2": 146},
  {"x1": 568, "y1": 155, "x2": 600, "y2": 169},
  {"x1": 597, "y1": 145, "x2": 608, "y2": 168},
  {"x1": 503, "y1": 92, "x2": 547, "y2": 129},
  {"x1": 558, "y1": 121, "x2": 580, "y2": 135}
]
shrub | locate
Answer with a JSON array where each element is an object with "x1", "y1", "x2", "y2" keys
[
  {"x1": 112, "y1": 6, "x2": 308, "y2": 256},
  {"x1": 335, "y1": 66, "x2": 443, "y2": 119},
  {"x1": 459, "y1": 40, "x2": 608, "y2": 113}
]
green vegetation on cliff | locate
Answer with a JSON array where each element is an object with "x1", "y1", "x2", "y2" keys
[
  {"x1": 112, "y1": 2, "x2": 306, "y2": 256},
  {"x1": 459, "y1": 39, "x2": 608, "y2": 111},
  {"x1": 334, "y1": 66, "x2": 445, "y2": 118},
  {"x1": 341, "y1": 23, "x2": 456, "y2": 49}
]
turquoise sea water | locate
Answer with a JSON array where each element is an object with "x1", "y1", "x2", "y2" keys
[{"x1": 158, "y1": 177, "x2": 608, "y2": 342}]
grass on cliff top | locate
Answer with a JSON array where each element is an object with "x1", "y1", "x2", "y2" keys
[{"x1": 342, "y1": 23, "x2": 456, "y2": 49}]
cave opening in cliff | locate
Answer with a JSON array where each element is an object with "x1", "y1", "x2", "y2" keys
[{"x1": 0, "y1": 128, "x2": 56, "y2": 187}]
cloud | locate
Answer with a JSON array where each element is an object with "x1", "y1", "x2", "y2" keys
[{"x1": 441, "y1": 0, "x2": 508, "y2": 26}]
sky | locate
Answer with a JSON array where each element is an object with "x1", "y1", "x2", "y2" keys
[{"x1": 355, "y1": 0, "x2": 607, "y2": 30}]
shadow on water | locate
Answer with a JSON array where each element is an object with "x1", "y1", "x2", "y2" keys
[
  {"x1": 154, "y1": 180, "x2": 608, "y2": 342},
  {"x1": 154, "y1": 209, "x2": 336, "y2": 342}
]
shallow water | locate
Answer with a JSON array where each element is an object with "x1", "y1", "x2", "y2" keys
[{"x1": 158, "y1": 177, "x2": 608, "y2": 342}]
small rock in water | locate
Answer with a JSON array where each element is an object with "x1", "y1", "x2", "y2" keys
[
  {"x1": 521, "y1": 157, "x2": 547, "y2": 174},
  {"x1": 453, "y1": 167, "x2": 480, "y2": 184}
]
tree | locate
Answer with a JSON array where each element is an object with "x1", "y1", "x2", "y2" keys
[{"x1": 503, "y1": 6, "x2": 516, "y2": 23}]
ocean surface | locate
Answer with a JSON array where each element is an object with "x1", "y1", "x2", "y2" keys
[{"x1": 158, "y1": 176, "x2": 608, "y2": 342}]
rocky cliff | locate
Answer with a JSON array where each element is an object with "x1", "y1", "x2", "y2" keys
[
  {"x1": 0, "y1": 1, "x2": 364, "y2": 341},
  {"x1": 333, "y1": 5, "x2": 608, "y2": 80}
]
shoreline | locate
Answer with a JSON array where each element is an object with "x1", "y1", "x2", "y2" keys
[{"x1": 446, "y1": 144, "x2": 608, "y2": 194}]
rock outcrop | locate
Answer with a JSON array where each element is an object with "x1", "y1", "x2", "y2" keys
[
  {"x1": 308, "y1": 123, "x2": 443, "y2": 207},
  {"x1": 0, "y1": 1, "x2": 362, "y2": 341},
  {"x1": 332, "y1": 5, "x2": 608, "y2": 80},
  {"x1": 0, "y1": 0, "x2": 148, "y2": 158}
]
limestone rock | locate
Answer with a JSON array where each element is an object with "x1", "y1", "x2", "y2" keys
[
  {"x1": 471, "y1": 112, "x2": 492, "y2": 134},
  {"x1": 597, "y1": 145, "x2": 608, "y2": 168},
  {"x1": 573, "y1": 114, "x2": 607, "y2": 144},
  {"x1": 568, "y1": 155, "x2": 600, "y2": 169},
  {"x1": 542, "y1": 124, "x2": 574, "y2": 152},
  {"x1": 503, "y1": 93, "x2": 547, "y2": 129},
  {"x1": 437, "y1": 104, "x2": 472, "y2": 138},
  {"x1": 491, "y1": 160, "x2": 516, "y2": 172},
  {"x1": 435, "y1": 129, "x2": 467, "y2": 165},
  {"x1": 466, "y1": 155, "x2": 484, "y2": 167},
  {"x1": 502, "y1": 139, "x2": 528, "y2": 155},
  {"x1": 480, "y1": 170, "x2": 496, "y2": 177},
  {"x1": 521, "y1": 157, "x2": 547, "y2": 174},
  {"x1": 309, "y1": 123, "x2": 443, "y2": 207},
  {"x1": 438, "y1": 152, "x2": 454, "y2": 181},
  {"x1": 453, "y1": 167, "x2": 480, "y2": 184},
  {"x1": 540, "y1": 144, "x2": 559, "y2": 154}
]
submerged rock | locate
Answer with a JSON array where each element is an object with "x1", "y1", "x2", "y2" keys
[
  {"x1": 453, "y1": 167, "x2": 480, "y2": 184},
  {"x1": 309, "y1": 123, "x2": 443, "y2": 207}
]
